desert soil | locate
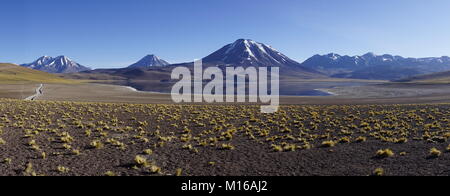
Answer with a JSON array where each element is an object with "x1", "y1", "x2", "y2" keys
[{"x1": 0, "y1": 100, "x2": 449, "y2": 176}]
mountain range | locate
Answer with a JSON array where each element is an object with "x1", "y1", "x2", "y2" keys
[
  {"x1": 17, "y1": 39, "x2": 450, "y2": 81},
  {"x1": 21, "y1": 56, "x2": 91, "y2": 73},
  {"x1": 301, "y1": 53, "x2": 450, "y2": 80}
]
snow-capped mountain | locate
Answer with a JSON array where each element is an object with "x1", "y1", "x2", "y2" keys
[
  {"x1": 21, "y1": 56, "x2": 91, "y2": 73},
  {"x1": 301, "y1": 53, "x2": 450, "y2": 80},
  {"x1": 203, "y1": 39, "x2": 305, "y2": 68},
  {"x1": 128, "y1": 54, "x2": 170, "y2": 68}
]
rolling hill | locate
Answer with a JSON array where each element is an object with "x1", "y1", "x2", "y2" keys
[{"x1": 0, "y1": 63, "x2": 77, "y2": 84}]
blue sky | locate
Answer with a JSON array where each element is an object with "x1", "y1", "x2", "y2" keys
[{"x1": 1, "y1": 0, "x2": 450, "y2": 68}]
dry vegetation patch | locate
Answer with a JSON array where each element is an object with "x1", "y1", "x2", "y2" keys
[{"x1": 0, "y1": 99, "x2": 449, "y2": 176}]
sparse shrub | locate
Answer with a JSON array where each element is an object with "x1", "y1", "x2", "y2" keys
[
  {"x1": 355, "y1": 136, "x2": 367, "y2": 143},
  {"x1": 272, "y1": 144, "x2": 283, "y2": 152},
  {"x1": 149, "y1": 165, "x2": 161, "y2": 174},
  {"x1": 63, "y1": 144, "x2": 71, "y2": 150},
  {"x1": 105, "y1": 171, "x2": 117, "y2": 176},
  {"x1": 372, "y1": 168, "x2": 384, "y2": 176},
  {"x1": 57, "y1": 166, "x2": 70, "y2": 173},
  {"x1": 375, "y1": 149, "x2": 394, "y2": 158},
  {"x1": 429, "y1": 148, "x2": 442, "y2": 158},
  {"x1": 395, "y1": 138, "x2": 408, "y2": 144},
  {"x1": 135, "y1": 155, "x2": 147, "y2": 166},
  {"x1": 283, "y1": 144, "x2": 297, "y2": 152},
  {"x1": 90, "y1": 140, "x2": 104, "y2": 149},
  {"x1": 176, "y1": 168, "x2": 183, "y2": 176},
  {"x1": 221, "y1": 143, "x2": 235, "y2": 150},
  {"x1": 443, "y1": 133, "x2": 450, "y2": 139},
  {"x1": 339, "y1": 137, "x2": 351, "y2": 143},
  {"x1": 143, "y1": 149, "x2": 153, "y2": 155},
  {"x1": 72, "y1": 149, "x2": 81, "y2": 155},
  {"x1": 24, "y1": 162, "x2": 37, "y2": 176},
  {"x1": 28, "y1": 139, "x2": 36, "y2": 146},
  {"x1": 321, "y1": 140, "x2": 336, "y2": 148},
  {"x1": 60, "y1": 132, "x2": 74, "y2": 143},
  {"x1": 3, "y1": 158, "x2": 12, "y2": 164}
]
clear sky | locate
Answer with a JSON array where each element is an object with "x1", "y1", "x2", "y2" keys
[{"x1": 1, "y1": 0, "x2": 450, "y2": 68}]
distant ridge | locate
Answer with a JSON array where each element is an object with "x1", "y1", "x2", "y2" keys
[{"x1": 301, "y1": 53, "x2": 450, "y2": 80}]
